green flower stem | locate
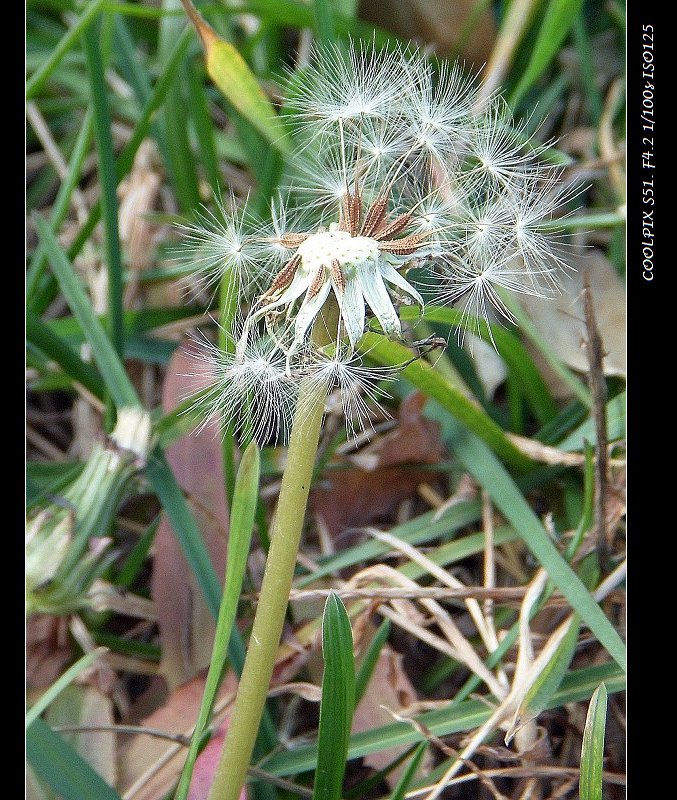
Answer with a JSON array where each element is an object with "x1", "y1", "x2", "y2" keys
[{"x1": 207, "y1": 377, "x2": 327, "y2": 800}]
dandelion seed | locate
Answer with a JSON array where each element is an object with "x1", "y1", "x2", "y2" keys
[
  {"x1": 302, "y1": 343, "x2": 399, "y2": 439},
  {"x1": 183, "y1": 324, "x2": 297, "y2": 444},
  {"x1": 174, "y1": 192, "x2": 266, "y2": 301}
]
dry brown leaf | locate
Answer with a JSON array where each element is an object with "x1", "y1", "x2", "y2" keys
[
  {"x1": 46, "y1": 684, "x2": 117, "y2": 787},
  {"x1": 118, "y1": 670, "x2": 239, "y2": 800},
  {"x1": 118, "y1": 139, "x2": 163, "y2": 306},
  {"x1": 352, "y1": 641, "x2": 430, "y2": 787},
  {"x1": 186, "y1": 717, "x2": 247, "y2": 800},
  {"x1": 360, "y1": 0, "x2": 496, "y2": 66},
  {"x1": 517, "y1": 249, "x2": 625, "y2": 398},
  {"x1": 310, "y1": 392, "x2": 444, "y2": 537},
  {"x1": 26, "y1": 614, "x2": 73, "y2": 690},
  {"x1": 152, "y1": 342, "x2": 227, "y2": 690}
]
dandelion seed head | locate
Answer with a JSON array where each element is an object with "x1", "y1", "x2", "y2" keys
[{"x1": 177, "y1": 41, "x2": 574, "y2": 441}]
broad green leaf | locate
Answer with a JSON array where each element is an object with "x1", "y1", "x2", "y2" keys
[
  {"x1": 175, "y1": 441, "x2": 261, "y2": 800},
  {"x1": 580, "y1": 683, "x2": 608, "y2": 800},
  {"x1": 313, "y1": 593, "x2": 355, "y2": 800},
  {"x1": 26, "y1": 718, "x2": 122, "y2": 800},
  {"x1": 181, "y1": 0, "x2": 289, "y2": 151}
]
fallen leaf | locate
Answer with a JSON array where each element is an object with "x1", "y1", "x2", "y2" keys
[
  {"x1": 517, "y1": 249, "x2": 625, "y2": 398},
  {"x1": 26, "y1": 614, "x2": 73, "y2": 690},
  {"x1": 118, "y1": 670, "x2": 239, "y2": 800},
  {"x1": 310, "y1": 392, "x2": 444, "y2": 538},
  {"x1": 44, "y1": 684, "x2": 116, "y2": 786},
  {"x1": 360, "y1": 0, "x2": 496, "y2": 67},
  {"x1": 152, "y1": 342, "x2": 228, "y2": 690},
  {"x1": 352, "y1": 640, "x2": 430, "y2": 787}
]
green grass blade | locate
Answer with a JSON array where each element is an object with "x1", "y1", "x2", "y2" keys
[
  {"x1": 408, "y1": 305, "x2": 557, "y2": 426},
  {"x1": 144, "y1": 445, "x2": 277, "y2": 750},
  {"x1": 144, "y1": 446, "x2": 222, "y2": 617},
  {"x1": 444, "y1": 419, "x2": 625, "y2": 671},
  {"x1": 523, "y1": 615, "x2": 581, "y2": 717},
  {"x1": 26, "y1": 717, "x2": 123, "y2": 800},
  {"x1": 344, "y1": 748, "x2": 417, "y2": 800},
  {"x1": 354, "y1": 618, "x2": 391, "y2": 708},
  {"x1": 26, "y1": 0, "x2": 107, "y2": 98},
  {"x1": 389, "y1": 742, "x2": 427, "y2": 800},
  {"x1": 116, "y1": 516, "x2": 161, "y2": 588},
  {"x1": 313, "y1": 592, "x2": 355, "y2": 800},
  {"x1": 93, "y1": 632, "x2": 161, "y2": 661},
  {"x1": 510, "y1": 0, "x2": 586, "y2": 107},
  {"x1": 29, "y1": 27, "x2": 193, "y2": 317},
  {"x1": 33, "y1": 216, "x2": 139, "y2": 410},
  {"x1": 559, "y1": 391, "x2": 626, "y2": 451},
  {"x1": 565, "y1": 442, "x2": 595, "y2": 560},
  {"x1": 26, "y1": 310, "x2": 105, "y2": 399},
  {"x1": 26, "y1": 108, "x2": 94, "y2": 304},
  {"x1": 579, "y1": 683, "x2": 608, "y2": 800},
  {"x1": 26, "y1": 650, "x2": 104, "y2": 729},
  {"x1": 571, "y1": 15, "x2": 604, "y2": 124},
  {"x1": 242, "y1": 0, "x2": 395, "y2": 43},
  {"x1": 359, "y1": 332, "x2": 533, "y2": 469},
  {"x1": 500, "y1": 292, "x2": 592, "y2": 406},
  {"x1": 175, "y1": 441, "x2": 261, "y2": 800},
  {"x1": 182, "y1": 0, "x2": 290, "y2": 152},
  {"x1": 159, "y1": 2, "x2": 201, "y2": 211},
  {"x1": 313, "y1": 0, "x2": 336, "y2": 42},
  {"x1": 82, "y1": 23, "x2": 124, "y2": 358},
  {"x1": 27, "y1": 460, "x2": 85, "y2": 511},
  {"x1": 295, "y1": 499, "x2": 482, "y2": 587},
  {"x1": 48, "y1": 306, "x2": 203, "y2": 342},
  {"x1": 186, "y1": 58, "x2": 222, "y2": 194},
  {"x1": 260, "y1": 662, "x2": 624, "y2": 776},
  {"x1": 111, "y1": 14, "x2": 172, "y2": 173}
]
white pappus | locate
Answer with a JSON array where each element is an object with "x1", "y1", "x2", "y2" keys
[{"x1": 177, "y1": 40, "x2": 572, "y2": 441}]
